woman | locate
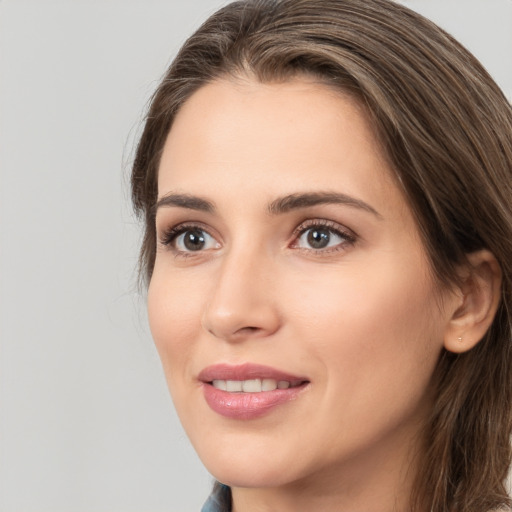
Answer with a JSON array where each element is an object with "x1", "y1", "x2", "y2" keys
[{"x1": 131, "y1": 0, "x2": 512, "y2": 510}]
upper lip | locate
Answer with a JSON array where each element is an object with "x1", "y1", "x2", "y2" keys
[{"x1": 198, "y1": 363, "x2": 308, "y2": 383}]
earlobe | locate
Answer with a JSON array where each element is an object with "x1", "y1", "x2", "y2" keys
[{"x1": 443, "y1": 250, "x2": 502, "y2": 354}]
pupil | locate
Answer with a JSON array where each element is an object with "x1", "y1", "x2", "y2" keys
[
  {"x1": 307, "y1": 228, "x2": 330, "y2": 249},
  {"x1": 184, "y1": 229, "x2": 206, "y2": 251}
]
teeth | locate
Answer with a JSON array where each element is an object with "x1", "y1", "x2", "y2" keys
[
  {"x1": 211, "y1": 378, "x2": 296, "y2": 393},
  {"x1": 212, "y1": 379, "x2": 227, "y2": 391},
  {"x1": 242, "y1": 379, "x2": 261, "y2": 392},
  {"x1": 226, "y1": 380, "x2": 243, "y2": 392},
  {"x1": 261, "y1": 378, "x2": 277, "y2": 391}
]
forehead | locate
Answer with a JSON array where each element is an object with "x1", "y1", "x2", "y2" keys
[{"x1": 157, "y1": 77, "x2": 405, "y2": 220}]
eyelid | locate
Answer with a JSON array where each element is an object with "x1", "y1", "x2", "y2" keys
[
  {"x1": 157, "y1": 218, "x2": 357, "y2": 255},
  {"x1": 158, "y1": 222, "x2": 220, "y2": 250},
  {"x1": 290, "y1": 218, "x2": 357, "y2": 251}
]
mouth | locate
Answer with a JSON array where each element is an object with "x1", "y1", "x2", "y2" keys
[
  {"x1": 198, "y1": 363, "x2": 310, "y2": 420},
  {"x1": 210, "y1": 378, "x2": 305, "y2": 392}
]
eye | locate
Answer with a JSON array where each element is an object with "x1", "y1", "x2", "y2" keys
[
  {"x1": 160, "y1": 225, "x2": 220, "y2": 253},
  {"x1": 293, "y1": 221, "x2": 356, "y2": 252}
]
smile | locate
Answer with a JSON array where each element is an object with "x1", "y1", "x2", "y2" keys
[
  {"x1": 211, "y1": 378, "x2": 303, "y2": 392},
  {"x1": 199, "y1": 364, "x2": 310, "y2": 419}
]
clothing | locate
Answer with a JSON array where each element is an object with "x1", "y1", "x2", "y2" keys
[{"x1": 201, "y1": 482, "x2": 232, "y2": 512}]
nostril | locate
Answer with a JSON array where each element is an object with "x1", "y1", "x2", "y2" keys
[{"x1": 238, "y1": 326, "x2": 260, "y2": 334}]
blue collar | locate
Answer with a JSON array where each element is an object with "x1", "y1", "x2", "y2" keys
[{"x1": 201, "y1": 483, "x2": 232, "y2": 512}]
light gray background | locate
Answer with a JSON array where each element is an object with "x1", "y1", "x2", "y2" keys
[{"x1": 1, "y1": 1, "x2": 511, "y2": 511}]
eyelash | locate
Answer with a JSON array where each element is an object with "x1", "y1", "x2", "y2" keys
[
  {"x1": 291, "y1": 219, "x2": 357, "y2": 254},
  {"x1": 158, "y1": 222, "x2": 216, "y2": 254},
  {"x1": 158, "y1": 220, "x2": 357, "y2": 256}
]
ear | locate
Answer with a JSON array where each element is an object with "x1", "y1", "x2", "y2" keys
[{"x1": 444, "y1": 250, "x2": 502, "y2": 354}]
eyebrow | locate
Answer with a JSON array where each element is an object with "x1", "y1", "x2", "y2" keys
[
  {"x1": 268, "y1": 192, "x2": 382, "y2": 218},
  {"x1": 154, "y1": 193, "x2": 215, "y2": 214},
  {"x1": 155, "y1": 191, "x2": 382, "y2": 218}
]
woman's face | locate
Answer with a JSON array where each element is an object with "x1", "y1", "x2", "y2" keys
[{"x1": 148, "y1": 78, "x2": 456, "y2": 491}]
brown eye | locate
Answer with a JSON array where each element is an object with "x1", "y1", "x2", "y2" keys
[
  {"x1": 171, "y1": 227, "x2": 219, "y2": 252},
  {"x1": 306, "y1": 228, "x2": 332, "y2": 249},
  {"x1": 182, "y1": 229, "x2": 207, "y2": 251},
  {"x1": 295, "y1": 224, "x2": 354, "y2": 251}
]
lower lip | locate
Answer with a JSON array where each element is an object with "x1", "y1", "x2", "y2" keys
[{"x1": 202, "y1": 383, "x2": 308, "y2": 420}]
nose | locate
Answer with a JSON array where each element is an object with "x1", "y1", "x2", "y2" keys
[{"x1": 201, "y1": 244, "x2": 281, "y2": 342}]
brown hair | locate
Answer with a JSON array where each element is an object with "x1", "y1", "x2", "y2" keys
[{"x1": 131, "y1": 0, "x2": 512, "y2": 510}]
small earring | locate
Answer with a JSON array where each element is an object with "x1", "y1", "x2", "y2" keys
[{"x1": 457, "y1": 336, "x2": 463, "y2": 343}]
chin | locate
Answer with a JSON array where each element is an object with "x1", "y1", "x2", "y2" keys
[
  {"x1": 192, "y1": 434, "x2": 308, "y2": 489},
  {"x1": 206, "y1": 461, "x2": 301, "y2": 489}
]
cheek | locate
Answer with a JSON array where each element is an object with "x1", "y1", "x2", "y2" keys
[
  {"x1": 292, "y1": 256, "x2": 437, "y2": 331},
  {"x1": 147, "y1": 266, "x2": 204, "y2": 383},
  {"x1": 287, "y1": 256, "x2": 444, "y2": 399}
]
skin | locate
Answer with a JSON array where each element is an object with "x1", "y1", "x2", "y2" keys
[{"x1": 148, "y1": 77, "x2": 465, "y2": 512}]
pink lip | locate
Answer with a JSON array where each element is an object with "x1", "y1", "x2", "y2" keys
[
  {"x1": 198, "y1": 363, "x2": 310, "y2": 420},
  {"x1": 198, "y1": 363, "x2": 307, "y2": 383}
]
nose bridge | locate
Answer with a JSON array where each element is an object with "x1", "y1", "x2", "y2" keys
[{"x1": 202, "y1": 237, "x2": 279, "y2": 341}]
